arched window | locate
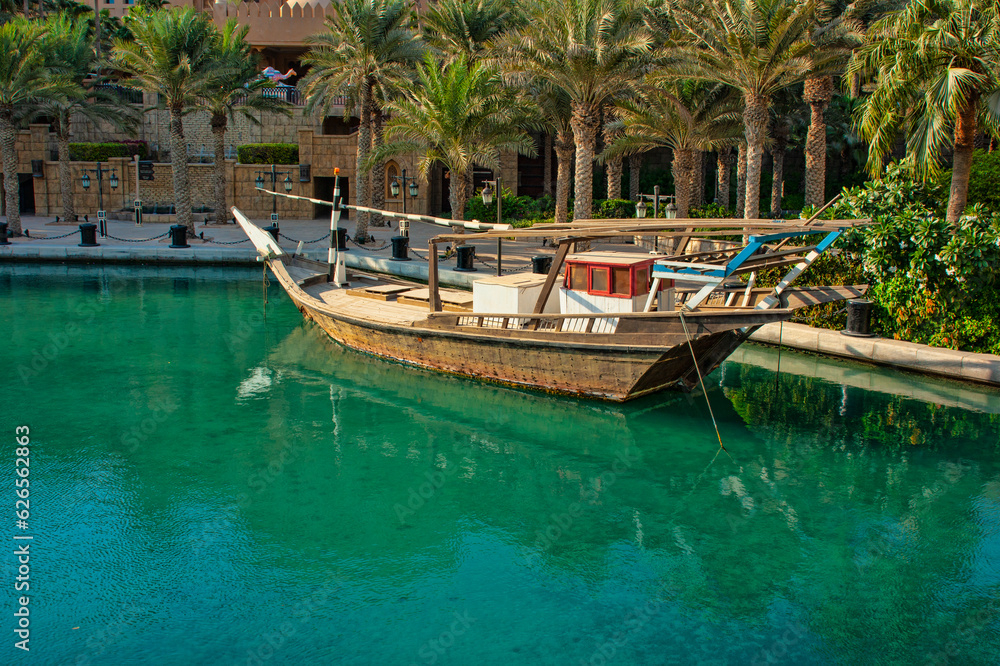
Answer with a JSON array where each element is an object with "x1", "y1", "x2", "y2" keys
[{"x1": 385, "y1": 161, "x2": 399, "y2": 199}]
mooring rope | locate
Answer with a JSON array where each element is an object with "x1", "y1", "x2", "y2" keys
[{"x1": 678, "y1": 310, "x2": 731, "y2": 460}]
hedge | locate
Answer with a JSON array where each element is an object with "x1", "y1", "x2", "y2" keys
[
  {"x1": 237, "y1": 143, "x2": 299, "y2": 165},
  {"x1": 69, "y1": 141, "x2": 148, "y2": 161},
  {"x1": 762, "y1": 160, "x2": 1000, "y2": 355}
]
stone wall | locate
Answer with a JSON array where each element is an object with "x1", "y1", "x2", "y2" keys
[
  {"x1": 69, "y1": 98, "x2": 329, "y2": 160},
  {"x1": 12, "y1": 122, "x2": 439, "y2": 222}
]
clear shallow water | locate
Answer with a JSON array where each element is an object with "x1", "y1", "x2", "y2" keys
[{"x1": 2, "y1": 264, "x2": 999, "y2": 666}]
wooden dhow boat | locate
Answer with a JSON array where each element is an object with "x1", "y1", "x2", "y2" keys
[{"x1": 235, "y1": 201, "x2": 868, "y2": 402}]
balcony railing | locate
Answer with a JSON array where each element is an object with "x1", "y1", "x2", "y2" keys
[
  {"x1": 261, "y1": 85, "x2": 301, "y2": 105},
  {"x1": 95, "y1": 83, "x2": 144, "y2": 105}
]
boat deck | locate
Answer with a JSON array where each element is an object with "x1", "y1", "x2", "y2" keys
[{"x1": 300, "y1": 282, "x2": 429, "y2": 327}]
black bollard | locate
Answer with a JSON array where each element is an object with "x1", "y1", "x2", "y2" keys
[
  {"x1": 263, "y1": 224, "x2": 280, "y2": 242},
  {"x1": 390, "y1": 236, "x2": 410, "y2": 261},
  {"x1": 0, "y1": 221, "x2": 8, "y2": 245},
  {"x1": 78, "y1": 223, "x2": 99, "y2": 247},
  {"x1": 168, "y1": 224, "x2": 190, "y2": 248},
  {"x1": 531, "y1": 255, "x2": 553, "y2": 274},
  {"x1": 336, "y1": 227, "x2": 348, "y2": 251},
  {"x1": 454, "y1": 245, "x2": 477, "y2": 272},
  {"x1": 843, "y1": 299, "x2": 875, "y2": 337}
]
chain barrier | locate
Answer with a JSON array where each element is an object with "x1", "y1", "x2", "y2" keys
[
  {"x1": 279, "y1": 232, "x2": 331, "y2": 244},
  {"x1": 474, "y1": 256, "x2": 533, "y2": 274},
  {"x1": 18, "y1": 230, "x2": 79, "y2": 241},
  {"x1": 205, "y1": 237, "x2": 251, "y2": 245},
  {"x1": 408, "y1": 247, "x2": 429, "y2": 261},
  {"x1": 346, "y1": 234, "x2": 391, "y2": 252},
  {"x1": 104, "y1": 232, "x2": 171, "y2": 243}
]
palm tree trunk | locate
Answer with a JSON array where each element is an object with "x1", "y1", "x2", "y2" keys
[
  {"x1": 58, "y1": 121, "x2": 74, "y2": 222},
  {"x1": 672, "y1": 148, "x2": 693, "y2": 218},
  {"x1": 770, "y1": 146, "x2": 784, "y2": 218},
  {"x1": 804, "y1": 76, "x2": 832, "y2": 208},
  {"x1": 211, "y1": 113, "x2": 227, "y2": 224},
  {"x1": 370, "y1": 107, "x2": 385, "y2": 227},
  {"x1": 449, "y1": 168, "x2": 469, "y2": 223},
  {"x1": 743, "y1": 94, "x2": 768, "y2": 219},
  {"x1": 603, "y1": 113, "x2": 622, "y2": 200},
  {"x1": 554, "y1": 128, "x2": 573, "y2": 225},
  {"x1": 715, "y1": 148, "x2": 731, "y2": 209},
  {"x1": 354, "y1": 81, "x2": 372, "y2": 242},
  {"x1": 690, "y1": 150, "x2": 704, "y2": 207},
  {"x1": 629, "y1": 153, "x2": 641, "y2": 201},
  {"x1": 735, "y1": 142, "x2": 747, "y2": 218},
  {"x1": 0, "y1": 111, "x2": 20, "y2": 235},
  {"x1": 542, "y1": 133, "x2": 553, "y2": 197},
  {"x1": 570, "y1": 101, "x2": 599, "y2": 221},
  {"x1": 606, "y1": 156, "x2": 622, "y2": 199},
  {"x1": 169, "y1": 106, "x2": 194, "y2": 234},
  {"x1": 948, "y1": 96, "x2": 979, "y2": 223}
]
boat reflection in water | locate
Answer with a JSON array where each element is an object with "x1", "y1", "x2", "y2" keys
[{"x1": 240, "y1": 320, "x2": 1000, "y2": 664}]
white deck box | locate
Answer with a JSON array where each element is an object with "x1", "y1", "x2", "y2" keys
[{"x1": 473, "y1": 273, "x2": 559, "y2": 314}]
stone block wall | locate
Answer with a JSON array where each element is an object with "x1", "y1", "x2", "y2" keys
[
  {"x1": 9, "y1": 121, "x2": 457, "y2": 223},
  {"x1": 68, "y1": 101, "x2": 327, "y2": 159}
]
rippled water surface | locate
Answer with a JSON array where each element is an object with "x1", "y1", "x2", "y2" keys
[{"x1": 3, "y1": 264, "x2": 1000, "y2": 665}]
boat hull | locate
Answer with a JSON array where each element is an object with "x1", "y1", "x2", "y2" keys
[{"x1": 287, "y1": 289, "x2": 746, "y2": 401}]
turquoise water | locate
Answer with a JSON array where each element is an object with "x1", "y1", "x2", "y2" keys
[{"x1": 2, "y1": 264, "x2": 1000, "y2": 666}]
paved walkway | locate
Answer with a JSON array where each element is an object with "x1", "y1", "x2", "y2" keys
[
  {"x1": 749, "y1": 322, "x2": 1000, "y2": 388},
  {"x1": 0, "y1": 213, "x2": 556, "y2": 272}
]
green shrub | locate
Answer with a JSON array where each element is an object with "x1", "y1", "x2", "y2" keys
[
  {"x1": 763, "y1": 160, "x2": 1000, "y2": 353},
  {"x1": 593, "y1": 199, "x2": 636, "y2": 219},
  {"x1": 69, "y1": 141, "x2": 149, "y2": 161},
  {"x1": 965, "y1": 149, "x2": 1000, "y2": 212},
  {"x1": 689, "y1": 202, "x2": 733, "y2": 219},
  {"x1": 236, "y1": 143, "x2": 299, "y2": 165},
  {"x1": 465, "y1": 187, "x2": 555, "y2": 223}
]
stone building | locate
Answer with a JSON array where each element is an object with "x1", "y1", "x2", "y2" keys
[{"x1": 10, "y1": 0, "x2": 554, "y2": 221}]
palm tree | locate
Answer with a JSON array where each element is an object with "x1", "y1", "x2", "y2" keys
[
  {"x1": 498, "y1": 0, "x2": 652, "y2": 221},
  {"x1": 665, "y1": 0, "x2": 850, "y2": 218},
  {"x1": 373, "y1": 54, "x2": 536, "y2": 221},
  {"x1": 302, "y1": 0, "x2": 424, "y2": 242},
  {"x1": 0, "y1": 18, "x2": 74, "y2": 235},
  {"x1": 423, "y1": 0, "x2": 523, "y2": 62},
  {"x1": 715, "y1": 147, "x2": 734, "y2": 209},
  {"x1": 848, "y1": 0, "x2": 1000, "y2": 222},
  {"x1": 111, "y1": 7, "x2": 220, "y2": 234},
  {"x1": 769, "y1": 116, "x2": 791, "y2": 216},
  {"x1": 735, "y1": 142, "x2": 747, "y2": 217},
  {"x1": 424, "y1": 0, "x2": 525, "y2": 207},
  {"x1": 605, "y1": 81, "x2": 742, "y2": 217},
  {"x1": 535, "y1": 83, "x2": 575, "y2": 224},
  {"x1": 37, "y1": 14, "x2": 139, "y2": 223},
  {"x1": 603, "y1": 106, "x2": 624, "y2": 199},
  {"x1": 204, "y1": 20, "x2": 291, "y2": 224},
  {"x1": 803, "y1": 75, "x2": 835, "y2": 206},
  {"x1": 804, "y1": 0, "x2": 857, "y2": 207}
]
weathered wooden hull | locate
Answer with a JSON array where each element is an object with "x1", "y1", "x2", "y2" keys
[
  {"x1": 295, "y1": 301, "x2": 738, "y2": 400},
  {"x1": 271, "y1": 264, "x2": 758, "y2": 401}
]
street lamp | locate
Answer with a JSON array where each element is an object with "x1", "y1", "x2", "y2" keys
[
  {"x1": 254, "y1": 164, "x2": 293, "y2": 222},
  {"x1": 80, "y1": 161, "x2": 118, "y2": 238},
  {"x1": 635, "y1": 200, "x2": 648, "y2": 219},
  {"x1": 389, "y1": 168, "x2": 419, "y2": 237},
  {"x1": 481, "y1": 176, "x2": 502, "y2": 276}
]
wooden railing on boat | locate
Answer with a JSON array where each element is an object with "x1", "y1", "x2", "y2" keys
[
  {"x1": 425, "y1": 311, "x2": 625, "y2": 334},
  {"x1": 451, "y1": 313, "x2": 621, "y2": 334}
]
